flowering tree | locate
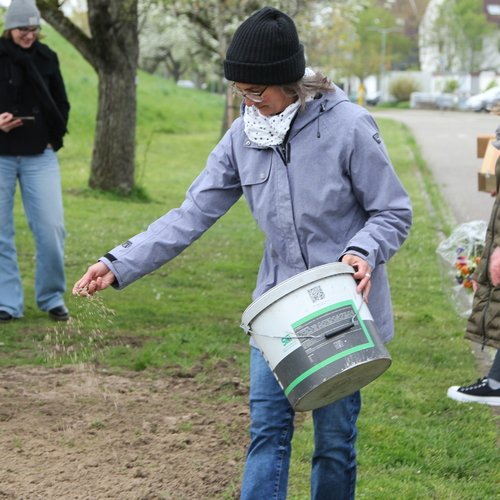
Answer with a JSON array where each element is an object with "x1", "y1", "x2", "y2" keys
[
  {"x1": 430, "y1": 0, "x2": 498, "y2": 90},
  {"x1": 156, "y1": 0, "x2": 307, "y2": 132}
]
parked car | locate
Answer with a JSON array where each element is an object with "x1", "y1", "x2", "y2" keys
[
  {"x1": 464, "y1": 86, "x2": 500, "y2": 112},
  {"x1": 366, "y1": 91, "x2": 381, "y2": 106},
  {"x1": 486, "y1": 96, "x2": 500, "y2": 114},
  {"x1": 410, "y1": 92, "x2": 458, "y2": 110},
  {"x1": 177, "y1": 80, "x2": 196, "y2": 89}
]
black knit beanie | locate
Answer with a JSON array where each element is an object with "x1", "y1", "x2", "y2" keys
[{"x1": 224, "y1": 7, "x2": 305, "y2": 85}]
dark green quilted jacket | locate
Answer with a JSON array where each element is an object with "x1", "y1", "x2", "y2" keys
[{"x1": 465, "y1": 156, "x2": 500, "y2": 349}]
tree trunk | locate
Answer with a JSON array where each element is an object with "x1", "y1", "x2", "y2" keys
[
  {"x1": 89, "y1": 67, "x2": 137, "y2": 194},
  {"x1": 221, "y1": 85, "x2": 242, "y2": 136},
  {"x1": 38, "y1": 0, "x2": 139, "y2": 196},
  {"x1": 87, "y1": 0, "x2": 139, "y2": 195}
]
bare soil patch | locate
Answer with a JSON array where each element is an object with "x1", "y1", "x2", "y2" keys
[{"x1": 0, "y1": 363, "x2": 249, "y2": 499}]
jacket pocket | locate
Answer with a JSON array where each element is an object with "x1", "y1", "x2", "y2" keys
[
  {"x1": 238, "y1": 156, "x2": 275, "y2": 230},
  {"x1": 239, "y1": 157, "x2": 272, "y2": 186}
]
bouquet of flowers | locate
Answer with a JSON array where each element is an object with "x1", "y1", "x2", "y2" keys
[
  {"x1": 436, "y1": 221, "x2": 486, "y2": 317},
  {"x1": 454, "y1": 248, "x2": 481, "y2": 289}
]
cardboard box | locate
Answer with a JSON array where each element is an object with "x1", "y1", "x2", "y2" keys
[
  {"x1": 477, "y1": 134, "x2": 496, "y2": 158},
  {"x1": 478, "y1": 140, "x2": 500, "y2": 192},
  {"x1": 478, "y1": 171, "x2": 497, "y2": 193}
]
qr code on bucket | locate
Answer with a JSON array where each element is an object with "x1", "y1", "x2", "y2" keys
[{"x1": 307, "y1": 285, "x2": 325, "y2": 303}]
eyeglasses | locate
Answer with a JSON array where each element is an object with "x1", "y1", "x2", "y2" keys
[
  {"x1": 16, "y1": 26, "x2": 41, "y2": 36},
  {"x1": 231, "y1": 83, "x2": 268, "y2": 103}
]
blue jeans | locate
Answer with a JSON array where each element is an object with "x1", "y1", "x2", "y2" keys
[
  {"x1": 241, "y1": 347, "x2": 361, "y2": 500},
  {"x1": 0, "y1": 150, "x2": 66, "y2": 317}
]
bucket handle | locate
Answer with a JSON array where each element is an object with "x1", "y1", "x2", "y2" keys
[
  {"x1": 240, "y1": 325, "x2": 318, "y2": 339},
  {"x1": 324, "y1": 315, "x2": 356, "y2": 339},
  {"x1": 241, "y1": 293, "x2": 366, "y2": 340},
  {"x1": 241, "y1": 319, "x2": 355, "y2": 340}
]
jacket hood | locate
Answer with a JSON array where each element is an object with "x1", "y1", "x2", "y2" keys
[{"x1": 290, "y1": 84, "x2": 350, "y2": 139}]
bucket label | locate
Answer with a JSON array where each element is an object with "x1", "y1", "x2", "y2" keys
[
  {"x1": 275, "y1": 300, "x2": 376, "y2": 397},
  {"x1": 280, "y1": 332, "x2": 301, "y2": 353}
]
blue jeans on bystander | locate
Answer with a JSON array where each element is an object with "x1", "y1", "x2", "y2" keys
[{"x1": 0, "y1": 149, "x2": 66, "y2": 317}]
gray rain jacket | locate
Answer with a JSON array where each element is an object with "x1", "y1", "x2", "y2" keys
[{"x1": 102, "y1": 86, "x2": 412, "y2": 343}]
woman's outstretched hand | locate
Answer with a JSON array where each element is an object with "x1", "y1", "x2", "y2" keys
[{"x1": 72, "y1": 261, "x2": 116, "y2": 296}]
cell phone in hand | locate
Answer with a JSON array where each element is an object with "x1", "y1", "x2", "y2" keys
[{"x1": 13, "y1": 116, "x2": 35, "y2": 121}]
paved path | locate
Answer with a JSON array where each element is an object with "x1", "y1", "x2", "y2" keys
[{"x1": 372, "y1": 109, "x2": 499, "y2": 224}]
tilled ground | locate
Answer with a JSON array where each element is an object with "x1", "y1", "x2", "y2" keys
[{"x1": 0, "y1": 363, "x2": 249, "y2": 499}]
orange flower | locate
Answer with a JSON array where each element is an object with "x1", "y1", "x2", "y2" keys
[{"x1": 454, "y1": 249, "x2": 480, "y2": 290}]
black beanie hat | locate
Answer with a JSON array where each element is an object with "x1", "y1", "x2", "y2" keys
[{"x1": 224, "y1": 7, "x2": 305, "y2": 85}]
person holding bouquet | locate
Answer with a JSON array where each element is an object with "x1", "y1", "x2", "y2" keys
[{"x1": 447, "y1": 125, "x2": 500, "y2": 406}]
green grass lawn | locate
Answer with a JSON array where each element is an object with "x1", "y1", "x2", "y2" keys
[{"x1": 0, "y1": 26, "x2": 498, "y2": 499}]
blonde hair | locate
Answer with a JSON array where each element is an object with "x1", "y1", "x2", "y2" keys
[{"x1": 281, "y1": 71, "x2": 335, "y2": 108}]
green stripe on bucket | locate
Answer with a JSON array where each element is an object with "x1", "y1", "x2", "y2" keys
[{"x1": 284, "y1": 299, "x2": 375, "y2": 397}]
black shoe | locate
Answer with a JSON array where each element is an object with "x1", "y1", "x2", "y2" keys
[
  {"x1": 447, "y1": 377, "x2": 500, "y2": 406},
  {"x1": 0, "y1": 310, "x2": 13, "y2": 323},
  {"x1": 48, "y1": 305, "x2": 69, "y2": 322}
]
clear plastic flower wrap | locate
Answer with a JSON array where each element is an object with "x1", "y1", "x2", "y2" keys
[{"x1": 436, "y1": 220, "x2": 487, "y2": 318}]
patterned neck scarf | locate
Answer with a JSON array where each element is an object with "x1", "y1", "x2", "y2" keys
[{"x1": 243, "y1": 101, "x2": 301, "y2": 147}]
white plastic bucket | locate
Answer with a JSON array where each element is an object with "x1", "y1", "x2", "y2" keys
[{"x1": 241, "y1": 263, "x2": 391, "y2": 411}]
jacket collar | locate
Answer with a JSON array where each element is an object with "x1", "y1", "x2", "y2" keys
[
  {"x1": 240, "y1": 84, "x2": 350, "y2": 148},
  {"x1": 286, "y1": 85, "x2": 349, "y2": 141},
  {"x1": 0, "y1": 38, "x2": 50, "y2": 60}
]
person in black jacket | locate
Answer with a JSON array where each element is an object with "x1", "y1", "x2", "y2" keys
[{"x1": 0, "y1": 0, "x2": 70, "y2": 322}]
